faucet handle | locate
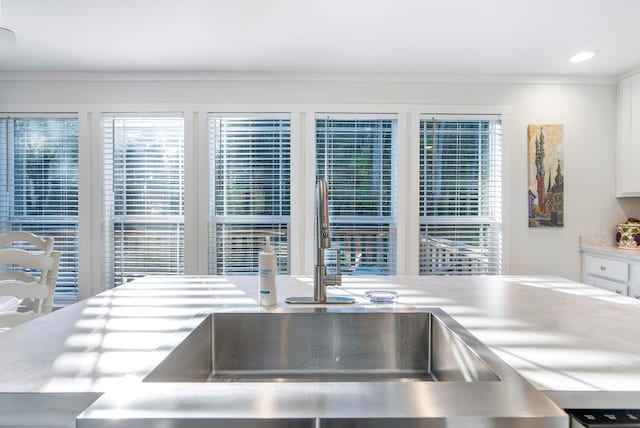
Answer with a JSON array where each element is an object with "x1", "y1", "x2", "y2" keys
[{"x1": 327, "y1": 249, "x2": 342, "y2": 287}]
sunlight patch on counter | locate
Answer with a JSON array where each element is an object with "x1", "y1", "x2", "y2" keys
[
  {"x1": 51, "y1": 351, "x2": 99, "y2": 375},
  {"x1": 74, "y1": 317, "x2": 187, "y2": 332},
  {"x1": 110, "y1": 288, "x2": 248, "y2": 297},
  {"x1": 102, "y1": 296, "x2": 255, "y2": 306},
  {"x1": 473, "y1": 329, "x2": 572, "y2": 346},
  {"x1": 64, "y1": 332, "x2": 180, "y2": 351},
  {"x1": 80, "y1": 306, "x2": 209, "y2": 317},
  {"x1": 451, "y1": 315, "x2": 532, "y2": 330}
]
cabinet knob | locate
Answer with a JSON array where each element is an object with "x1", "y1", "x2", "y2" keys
[
  {"x1": 616, "y1": 289, "x2": 622, "y2": 294},
  {"x1": 600, "y1": 266, "x2": 607, "y2": 271},
  {"x1": 635, "y1": 293, "x2": 640, "y2": 299}
]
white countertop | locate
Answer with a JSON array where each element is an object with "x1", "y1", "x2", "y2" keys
[
  {"x1": 1, "y1": 274, "x2": 640, "y2": 420},
  {"x1": 581, "y1": 244, "x2": 640, "y2": 262}
]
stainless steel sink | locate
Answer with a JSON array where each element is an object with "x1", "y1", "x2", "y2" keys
[
  {"x1": 82, "y1": 308, "x2": 567, "y2": 427},
  {"x1": 145, "y1": 309, "x2": 499, "y2": 383}
]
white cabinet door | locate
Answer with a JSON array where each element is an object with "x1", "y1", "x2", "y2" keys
[{"x1": 617, "y1": 72, "x2": 640, "y2": 197}]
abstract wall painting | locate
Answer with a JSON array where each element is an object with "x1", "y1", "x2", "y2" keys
[{"x1": 528, "y1": 125, "x2": 564, "y2": 227}]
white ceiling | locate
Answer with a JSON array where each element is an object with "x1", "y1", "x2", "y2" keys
[{"x1": 1, "y1": 0, "x2": 639, "y2": 76}]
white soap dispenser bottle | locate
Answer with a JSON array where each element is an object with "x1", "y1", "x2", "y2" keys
[{"x1": 259, "y1": 236, "x2": 277, "y2": 306}]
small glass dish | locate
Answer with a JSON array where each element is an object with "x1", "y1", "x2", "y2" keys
[{"x1": 364, "y1": 290, "x2": 399, "y2": 304}]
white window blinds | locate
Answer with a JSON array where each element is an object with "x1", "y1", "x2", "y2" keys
[
  {"x1": 103, "y1": 115, "x2": 185, "y2": 287},
  {"x1": 209, "y1": 115, "x2": 290, "y2": 274},
  {"x1": 419, "y1": 116, "x2": 502, "y2": 275},
  {"x1": 0, "y1": 116, "x2": 79, "y2": 302},
  {"x1": 316, "y1": 116, "x2": 396, "y2": 275}
]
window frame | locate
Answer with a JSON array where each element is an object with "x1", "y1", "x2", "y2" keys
[
  {"x1": 207, "y1": 113, "x2": 292, "y2": 275},
  {"x1": 314, "y1": 113, "x2": 399, "y2": 275},
  {"x1": 101, "y1": 113, "x2": 186, "y2": 288},
  {"x1": 0, "y1": 113, "x2": 80, "y2": 306},
  {"x1": 418, "y1": 114, "x2": 503, "y2": 275},
  {"x1": 0, "y1": 103, "x2": 510, "y2": 302}
]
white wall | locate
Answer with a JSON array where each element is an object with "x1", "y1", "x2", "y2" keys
[{"x1": 2, "y1": 73, "x2": 640, "y2": 281}]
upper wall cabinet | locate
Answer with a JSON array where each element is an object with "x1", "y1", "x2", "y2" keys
[{"x1": 617, "y1": 71, "x2": 640, "y2": 197}]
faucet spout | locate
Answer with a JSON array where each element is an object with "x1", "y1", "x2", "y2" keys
[{"x1": 285, "y1": 179, "x2": 354, "y2": 305}]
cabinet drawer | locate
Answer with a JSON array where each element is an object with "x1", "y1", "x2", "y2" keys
[
  {"x1": 586, "y1": 275, "x2": 628, "y2": 295},
  {"x1": 584, "y1": 255, "x2": 629, "y2": 282}
]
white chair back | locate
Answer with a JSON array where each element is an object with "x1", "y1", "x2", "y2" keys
[
  {"x1": 0, "y1": 231, "x2": 54, "y2": 255},
  {"x1": 0, "y1": 232, "x2": 60, "y2": 329}
]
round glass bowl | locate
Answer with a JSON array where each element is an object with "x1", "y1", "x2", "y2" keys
[{"x1": 364, "y1": 290, "x2": 399, "y2": 304}]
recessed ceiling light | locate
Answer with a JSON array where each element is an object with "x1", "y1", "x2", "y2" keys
[
  {"x1": 570, "y1": 51, "x2": 596, "y2": 63},
  {"x1": 0, "y1": 0, "x2": 16, "y2": 48},
  {"x1": 0, "y1": 27, "x2": 16, "y2": 48}
]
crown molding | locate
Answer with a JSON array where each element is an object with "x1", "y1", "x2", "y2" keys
[
  {"x1": 618, "y1": 65, "x2": 640, "y2": 80},
  {"x1": 0, "y1": 71, "x2": 617, "y2": 85}
]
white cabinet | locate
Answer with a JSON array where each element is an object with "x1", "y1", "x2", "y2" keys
[
  {"x1": 581, "y1": 248, "x2": 640, "y2": 299},
  {"x1": 617, "y1": 71, "x2": 640, "y2": 197}
]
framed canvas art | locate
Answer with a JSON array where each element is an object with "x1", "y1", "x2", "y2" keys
[{"x1": 528, "y1": 125, "x2": 564, "y2": 227}]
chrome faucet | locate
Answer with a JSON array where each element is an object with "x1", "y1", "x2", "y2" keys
[
  {"x1": 313, "y1": 179, "x2": 342, "y2": 301},
  {"x1": 286, "y1": 179, "x2": 354, "y2": 304}
]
